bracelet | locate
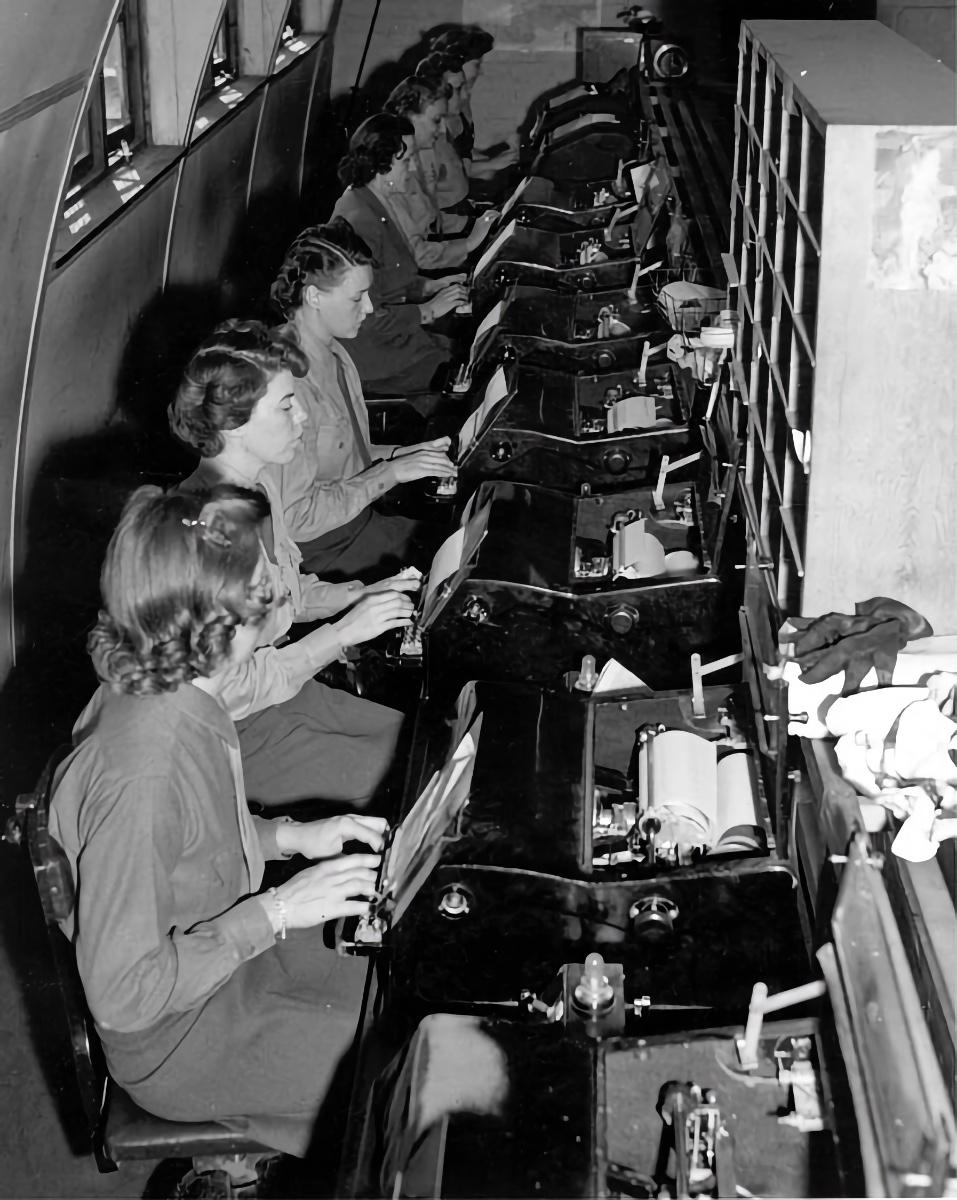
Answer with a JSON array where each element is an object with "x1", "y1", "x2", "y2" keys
[{"x1": 268, "y1": 887, "x2": 287, "y2": 940}]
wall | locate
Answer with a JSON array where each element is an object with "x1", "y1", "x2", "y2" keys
[
  {"x1": 4, "y1": 0, "x2": 345, "y2": 693},
  {"x1": 877, "y1": 0, "x2": 957, "y2": 69}
]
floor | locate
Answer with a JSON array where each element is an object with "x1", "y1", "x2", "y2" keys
[{"x1": 0, "y1": 5, "x2": 826, "y2": 1196}]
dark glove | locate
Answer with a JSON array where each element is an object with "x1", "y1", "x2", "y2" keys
[{"x1": 855, "y1": 596, "x2": 933, "y2": 640}]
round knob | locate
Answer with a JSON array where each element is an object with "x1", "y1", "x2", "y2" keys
[
  {"x1": 437, "y1": 885, "x2": 471, "y2": 919},
  {"x1": 573, "y1": 952, "x2": 615, "y2": 1014},
  {"x1": 489, "y1": 441, "x2": 512, "y2": 462},
  {"x1": 603, "y1": 448, "x2": 631, "y2": 475},
  {"x1": 596, "y1": 350, "x2": 615, "y2": 372},
  {"x1": 578, "y1": 272, "x2": 597, "y2": 291},
  {"x1": 629, "y1": 895, "x2": 679, "y2": 941},
  {"x1": 608, "y1": 605, "x2": 639, "y2": 636},
  {"x1": 462, "y1": 597, "x2": 489, "y2": 624}
]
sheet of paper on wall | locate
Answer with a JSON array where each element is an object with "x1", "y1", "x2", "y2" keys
[
  {"x1": 473, "y1": 222, "x2": 517, "y2": 282},
  {"x1": 607, "y1": 394, "x2": 658, "y2": 432},
  {"x1": 613, "y1": 518, "x2": 666, "y2": 579},
  {"x1": 594, "y1": 658, "x2": 649, "y2": 694},
  {"x1": 630, "y1": 162, "x2": 655, "y2": 202},
  {"x1": 467, "y1": 300, "x2": 505, "y2": 364},
  {"x1": 500, "y1": 176, "x2": 531, "y2": 219},
  {"x1": 549, "y1": 112, "x2": 620, "y2": 142},
  {"x1": 383, "y1": 714, "x2": 484, "y2": 924},
  {"x1": 458, "y1": 365, "x2": 510, "y2": 454}
]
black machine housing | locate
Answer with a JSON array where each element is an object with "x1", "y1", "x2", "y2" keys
[{"x1": 451, "y1": 361, "x2": 697, "y2": 496}]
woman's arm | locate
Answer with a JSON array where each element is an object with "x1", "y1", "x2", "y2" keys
[
  {"x1": 74, "y1": 775, "x2": 276, "y2": 1034},
  {"x1": 214, "y1": 631, "x2": 347, "y2": 720}
]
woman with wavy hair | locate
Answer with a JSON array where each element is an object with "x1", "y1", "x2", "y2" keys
[
  {"x1": 383, "y1": 75, "x2": 498, "y2": 254},
  {"x1": 49, "y1": 484, "x2": 386, "y2": 1165},
  {"x1": 330, "y1": 113, "x2": 475, "y2": 394},
  {"x1": 171, "y1": 319, "x2": 421, "y2": 806},
  {"x1": 270, "y1": 226, "x2": 456, "y2": 577}
]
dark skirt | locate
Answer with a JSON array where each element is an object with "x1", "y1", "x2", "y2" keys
[
  {"x1": 104, "y1": 932, "x2": 369, "y2": 1157},
  {"x1": 236, "y1": 678, "x2": 404, "y2": 808}
]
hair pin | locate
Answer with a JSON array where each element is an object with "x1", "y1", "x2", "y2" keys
[{"x1": 182, "y1": 518, "x2": 206, "y2": 528}]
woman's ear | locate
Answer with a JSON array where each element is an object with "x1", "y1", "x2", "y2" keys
[{"x1": 302, "y1": 283, "x2": 323, "y2": 311}]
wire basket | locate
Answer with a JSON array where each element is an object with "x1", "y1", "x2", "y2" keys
[{"x1": 655, "y1": 279, "x2": 726, "y2": 334}]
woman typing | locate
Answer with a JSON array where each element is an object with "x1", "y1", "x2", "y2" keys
[
  {"x1": 49, "y1": 485, "x2": 388, "y2": 1161},
  {"x1": 171, "y1": 320, "x2": 421, "y2": 807},
  {"x1": 270, "y1": 224, "x2": 456, "y2": 577},
  {"x1": 330, "y1": 113, "x2": 476, "y2": 394},
  {"x1": 382, "y1": 75, "x2": 497, "y2": 263}
]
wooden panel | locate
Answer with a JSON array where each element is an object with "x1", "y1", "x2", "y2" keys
[
  {"x1": 746, "y1": 20, "x2": 957, "y2": 131},
  {"x1": 803, "y1": 123, "x2": 957, "y2": 632}
]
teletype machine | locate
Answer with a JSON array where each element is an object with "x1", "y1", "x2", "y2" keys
[
  {"x1": 457, "y1": 284, "x2": 673, "y2": 380},
  {"x1": 527, "y1": 70, "x2": 643, "y2": 145},
  {"x1": 471, "y1": 160, "x2": 675, "y2": 302},
  {"x1": 447, "y1": 360, "x2": 699, "y2": 496},
  {"x1": 530, "y1": 102, "x2": 647, "y2": 184},
  {"x1": 343, "y1": 678, "x2": 807, "y2": 1018},
  {"x1": 497, "y1": 173, "x2": 639, "y2": 232},
  {"x1": 391, "y1": 471, "x2": 740, "y2": 694}
]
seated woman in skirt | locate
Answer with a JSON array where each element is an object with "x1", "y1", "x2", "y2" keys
[
  {"x1": 49, "y1": 484, "x2": 387, "y2": 1160},
  {"x1": 170, "y1": 320, "x2": 422, "y2": 807},
  {"x1": 271, "y1": 224, "x2": 457, "y2": 579},
  {"x1": 331, "y1": 112, "x2": 474, "y2": 394}
]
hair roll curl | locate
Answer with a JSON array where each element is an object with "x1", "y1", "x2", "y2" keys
[
  {"x1": 337, "y1": 112, "x2": 415, "y2": 189},
  {"x1": 271, "y1": 219, "x2": 374, "y2": 318}
]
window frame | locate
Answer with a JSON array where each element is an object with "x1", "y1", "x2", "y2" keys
[
  {"x1": 197, "y1": 0, "x2": 242, "y2": 107},
  {"x1": 67, "y1": 0, "x2": 146, "y2": 198}
]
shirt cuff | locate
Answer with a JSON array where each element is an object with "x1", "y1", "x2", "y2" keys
[
  {"x1": 212, "y1": 895, "x2": 277, "y2": 959},
  {"x1": 253, "y1": 814, "x2": 298, "y2": 861}
]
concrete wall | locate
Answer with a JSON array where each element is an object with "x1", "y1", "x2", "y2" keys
[{"x1": 877, "y1": 0, "x2": 957, "y2": 68}]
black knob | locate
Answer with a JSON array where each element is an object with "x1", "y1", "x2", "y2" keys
[
  {"x1": 603, "y1": 448, "x2": 631, "y2": 475},
  {"x1": 608, "y1": 605, "x2": 639, "y2": 635},
  {"x1": 578, "y1": 272, "x2": 597, "y2": 290},
  {"x1": 489, "y1": 441, "x2": 512, "y2": 462},
  {"x1": 462, "y1": 596, "x2": 490, "y2": 624},
  {"x1": 596, "y1": 350, "x2": 615, "y2": 371},
  {"x1": 629, "y1": 895, "x2": 678, "y2": 941}
]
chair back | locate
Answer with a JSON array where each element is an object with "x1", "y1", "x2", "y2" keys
[{"x1": 14, "y1": 746, "x2": 107, "y2": 1144}]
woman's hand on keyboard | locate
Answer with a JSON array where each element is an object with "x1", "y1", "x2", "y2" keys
[
  {"x1": 363, "y1": 569, "x2": 423, "y2": 597},
  {"x1": 332, "y1": 590, "x2": 416, "y2": 646},
  {"x1": 388, "y1": 441, "x2": 458, "y2": 484}
]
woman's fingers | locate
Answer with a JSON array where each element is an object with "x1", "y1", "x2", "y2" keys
[{"x1": 336, "y1": 815, "x2": 388, "y2": 851}]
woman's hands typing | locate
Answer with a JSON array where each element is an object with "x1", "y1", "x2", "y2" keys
[
  {"x1": 388, "y1": 437, "x2": 457, "y2": 485},
  {"x1": 331, "y1": 590, "x2": 415, "y2": 646},
  {"x1": 261, "y1": 854, "x2": 382, "y2": 931},
  {"x1": 423, "y1": 273, "x2": 467, "y2": 297},
  {"x1": 421, "y1": 283, "x2": 471, "y2": 323},
  {"x1": 276, "y1": 814, "x2": 389, "y2": 860}
]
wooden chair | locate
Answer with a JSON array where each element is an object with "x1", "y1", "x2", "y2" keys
[{"x1": 3, "y1": 747, "x2": 274, "y2": 1172}]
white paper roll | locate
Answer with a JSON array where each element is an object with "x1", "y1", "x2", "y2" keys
[{"x1": 716, "y1": 752, "x2": 758, "y2": 834}]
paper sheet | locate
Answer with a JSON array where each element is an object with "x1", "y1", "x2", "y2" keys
[
  {"x1": 466, "y1": 300, "x2": 505, "y2": 363},
  {"x1": 630, "y1": 162, "x2": 655, "y2": 201},
  {"x1": 549, "y1": 111, "x2": 620, "y2": 141},
  {"x1": 547, "y1": 84, "x2": 594, "y2": 109},
  {"x1": 593, "y1": 658, "x2": 648, "y2": 694},
  {"x1": 607, "y1": 394, "x2": 657, "y2": 433},
  {"x1": 457, "y1": 366, "x2": 510, "y2": 454},
  {"x1": 473, "y1": 222, "x2": 517, "y2": 282},
  {"x1": 383, "y1": 717, "x2": 484, "y2": 923},
  {"x1": 612, "y1": 518, "x2": 666, "y2": 579},
  {"x1": 500, "y1": 176, "x2": 531, "y2": 219},
  {"x1": 421, "y1": 502, "x2": 491, "y2": 623}
]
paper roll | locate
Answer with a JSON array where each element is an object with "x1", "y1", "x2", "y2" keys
[{"x1": 716, "y1": 752, "x2": 758, "y2": 833}]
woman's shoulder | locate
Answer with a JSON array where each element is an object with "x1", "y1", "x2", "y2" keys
[{"x1": 74, "y1": 684, "x2": 227, "y2": 769}]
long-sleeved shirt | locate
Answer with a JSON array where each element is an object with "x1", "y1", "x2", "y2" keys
[
  {"x1": 178, "y1": 459, "x2": 348, "y2": 719},
  {"x1": 272, "y1": 321, "x2": 397, "y2": 543},
  {"x1": 50, "y1": 683, "x2": 284, "y2": 1037},
  {"x1": 433, "y1": 128, "x2": 471, "y2": 217},
  {"x1": 377, "y1": 162, "x2": 470, "y2": 271},
  {"x1": 331, "y1": 186, "x2": 453, "y2": 393}
]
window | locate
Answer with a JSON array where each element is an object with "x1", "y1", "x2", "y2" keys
[
  {"x1": 67, "y1": 1, "x2": 145, "y2": 196},
  {"x1": 198, "y1": 0, "x2": 241, "y2": 105},
  {"x1": 281, "y1": 1, "x2": 303, "y2": 43}
]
